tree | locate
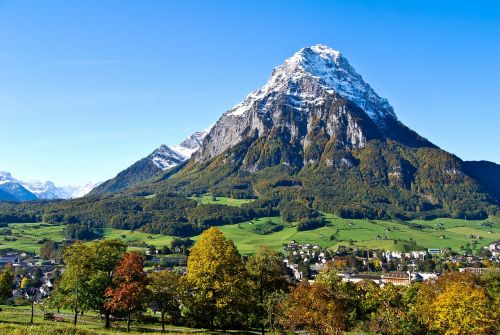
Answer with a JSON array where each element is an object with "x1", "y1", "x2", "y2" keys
[
  {"x1": 55, "y1": 239, "x2": 126, "y2": 327},
  {"x1": 57, "y1": 241, "x2": 93, "y2": 325},
  {"x1": 40, "y1": 240, "x2": 62, "y2": 260},
  {"x1": 86, "y1": 239, "x2": 126, "y2": 328},
  {"x1": 105, "y1": 252, "x2": 148, "y2": 333},
  {"x1": 431, "y1": 282, "x2": 495, "y2": 335},
  {"x1": 0, "y1": 264, "x2": 13, "y2": 303},
  {"x1": 147, "y1": 269, "x2": 181, "y2": 332},
  {"x1": 315, "y1": 264, "x2": 363, "y2": 330},
  {"x1": 281, "y1": 281, "x2": 346, "y2": 335},
  {"x1": 367, "y1": 284, "x2": 410, "y2": 335},
  {"x1": 185, "y1": 227, "x2": 248, "y2": 329},
  {"x1": 416, "y1": 272, "x2": 497, "y2": 335},
  {"x1": 20, "y1": 277, "x2": 38, "y2": 324},
  {"x1": 246, "y1": 246, "x2": 289, "y2": 335}
]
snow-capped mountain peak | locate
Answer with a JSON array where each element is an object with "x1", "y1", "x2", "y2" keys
[
  {"x1": 228, "y1": 44, "x2": 396, "y2": 124},
  {"x1": 171, "y1": 125, "x2": 213, "y2": 159},
  {"x1": 148, "y1": 144, "x2": 186, "y2": 171},
  {"x1": 147, "y1": 127, "x2": 213, "y2": 171},
  {"x1": 89, "y1": 128, "x2": 212, "y2": 195}
]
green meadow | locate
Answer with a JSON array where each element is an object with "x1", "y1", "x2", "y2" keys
[
  {"x1": 188, "y1": 195, "x2": 255, "y2": 206},
  {"x1": 0, "y1": 196, "x2": 498, "y2": 255}
]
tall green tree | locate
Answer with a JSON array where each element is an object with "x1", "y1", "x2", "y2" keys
[
  {"x1": 246, "y1": 245, "x2": 288, "y2": 334},
  {"x1": 86, "y1": 239, "x2": 126, "y2": 328},
  {"x1": 0, "y1": 264, "x2": 14, "y2": 303},
  {"x1": 147, "y1": 269, "x2": 181, "y2": 332},
  {"x1": 56, "y1": 239, "x2": 126, "y2": 327},
  {"x1": 185, "y1": 227, "x2": 248, "y2": 329},
  {"x1": 58, "y1": 241, "x2": 93, "y2": 325}
]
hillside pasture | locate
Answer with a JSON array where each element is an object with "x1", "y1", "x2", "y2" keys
[{"x1": 0, "y1": 214, "x2": 497, "y2": 255}]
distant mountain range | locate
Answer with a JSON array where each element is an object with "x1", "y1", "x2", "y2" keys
[
  {"x1": 1, "y1": 127, "x2": 212, "y2": 201},
  {"x1": 0, "y1": 171, "x2": 100, "y2": 201}
]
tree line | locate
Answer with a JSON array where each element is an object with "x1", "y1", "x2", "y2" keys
[{"x1": 30, "y1": 227, "x2": 498, "y2": 334}]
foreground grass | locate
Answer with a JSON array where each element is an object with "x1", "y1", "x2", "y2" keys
[
  {"x1": 0, "y1": 323, "x2": 194, "y2": 335},
  {"x1": 0, "y1": 305, "x2": 204, "y2": 334}
]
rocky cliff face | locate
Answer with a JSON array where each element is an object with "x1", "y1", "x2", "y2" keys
[
  {"x1": 164, "y1": 45, "x2": 497, "y2": 218},
  {"x1": 194, "y1": 44, "x2": 431, "y2": 170}
]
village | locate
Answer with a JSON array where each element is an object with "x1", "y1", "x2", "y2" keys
[
  {"x1": 282, "y1": 240, "x2": 500, "y2": 285},
  {"x1": 0, "y1": 238, "x2": 499, "y2": 306}
]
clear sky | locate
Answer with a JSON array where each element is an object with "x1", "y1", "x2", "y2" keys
[{"x1": 0, "y1": 0, "x2": 499, "y2": 185}]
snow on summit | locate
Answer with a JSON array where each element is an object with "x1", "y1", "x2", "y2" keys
[{"x1": 228, "y1": 44, "x2": 396, "y2": 124}]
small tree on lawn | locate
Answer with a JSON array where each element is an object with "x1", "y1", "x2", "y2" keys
[
  {"x1": 105, "y1": 252, "x2": 148, "y2": 333},
  {"x1": 20, "y1": 277, "x2": 39, "y2": 324},
  {"x1": 147, "y1": 269, "x2": 181, "y2": 332},
  {"x1": 0, "y1": 264, "x2": 14, "y2": 303}
]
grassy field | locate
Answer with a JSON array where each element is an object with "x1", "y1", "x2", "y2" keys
[
  {"x1": 0, "y1": 305, "x2": 205, "y2": 334},
  {"x1": 200, "y1": 214, "x2": 500, "y2": 255},
  {"x1": 0, "y1": 223, "x2": 65, "y2": 253},
  {"x1": 0, "y1": 306, "x2": 370, "y2": 334},
  {"x1": 188, "y1": 195, "x2": 255, "y2": 207},
  {"x1": 0, "y1": 200, "x2": 498, "y2": 255}
]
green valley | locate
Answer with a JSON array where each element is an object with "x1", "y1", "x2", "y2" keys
[{"x1": 1, "y1": 203, "x2": 498, "y2": 255}]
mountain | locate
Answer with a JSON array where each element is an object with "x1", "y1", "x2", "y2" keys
[
  {"x1": 89, "y1": 128, "x2": 211, "y2": 195},
  {"x1": 0, "y1": 172, "x2": 38, "y2": 201},
  {"x1": 195, "y1": 44, "x2": 430, "y2": 164},
  {"x1": 0, "y1": 171, "x2": 99, "y2": 201},
  {"x1": 0, "y1": 188, "x2": 16, "y2": 201},
  {"x1": 8, "y1": 44, "x2": 497, "y2": 237},
  {"x1": 172, "y1": 127, "x2": 212, "y2": 158},
  {"x1": 463, "y1": 161, "x2": 500, "y2": 201},
  {"x1": 62, "y1": 182, "x2": 103, "y2": 199},
  {"x1": 159, "y1": 44, "x2": 498, "y2": 219}
]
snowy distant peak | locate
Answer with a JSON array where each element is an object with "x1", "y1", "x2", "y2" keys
[
  {"x1": 61, "y1": 182, "x2": 102, "y2": 199},
  {"x1": 20, "y1": 179, "x2": 59, "y2": 199},
  {"x1": 148, "y1": 145, "x2": 186, "y2": 171},
  {"x1": 0, "y1": 171, "x2": 12, "y2": 180},
  {"x1": 171, "y1": 125, "x2": 213, "y2": 159},
  {"x1": 228, "y1": 44, "x2": 396, "y2": 125},
  {"x1": 148, "y1": 126, "x2": 212, "y2": 171},
  {"x1": 0, "y1": 170, "x2": 99, "y2": 200}
]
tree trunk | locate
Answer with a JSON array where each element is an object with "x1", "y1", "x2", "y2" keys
[
  {"x1": 210, "y1": 289, "x2": 216, "y2": 330},
  {"x1": 161, "y1": 310, "x2": 165, "y2": 332},
  {"x1": 74, "y1": 307, "x2": 78, "y2": 326},
  {"x1": 104, "y1": 310, "x2": 111, "y2": 328},
  {"x1": 127, "y1": 310, "x2": 131, "y2": 333},
  {"x1": 260, "y1": 272, "x2": 265, "y2": 335},
  {"x1": 31, "y1": 301, "x2": 34, "y2": 324}
]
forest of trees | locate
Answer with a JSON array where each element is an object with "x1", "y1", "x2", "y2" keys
[{"x1": 7, "y1": 228, "x2": 492, "y2": 335}]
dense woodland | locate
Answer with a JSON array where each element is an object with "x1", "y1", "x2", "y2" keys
[{"x1": 1, "y1": 227, "x2": 497, "y2": 335}]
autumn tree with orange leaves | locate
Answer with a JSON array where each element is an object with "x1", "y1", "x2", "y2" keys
[
  {"x1": 105, "y1": 252, "x2": 149, "y2": 333},
  {"x1": 281, "y1": 281, "x2": 346, "y2": 335}
]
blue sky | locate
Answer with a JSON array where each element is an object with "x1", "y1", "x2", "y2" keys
[{"x1": 0, "y1": 0, "x2": 499, "y2": 185}]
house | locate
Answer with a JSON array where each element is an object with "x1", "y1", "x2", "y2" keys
[
  {"x1": 427, "y1": 249, "x2": 441, "y2": 255},
  {"x1": 339, "y1": 272, "x2": 381, "y2": 285},
  {"x1": 381, "y1": 272, "x2": 411, "y2": 286},
  {"x1": 417, "y1": 272, "x2": 438, "y2": 281},
  {"x1": 459, "y1": 267, "x2": 500, "y2": 275}
]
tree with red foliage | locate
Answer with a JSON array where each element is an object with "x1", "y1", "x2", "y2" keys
[{"x1": 105, "y1": 252, "x2": 148, "y2": 332}]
